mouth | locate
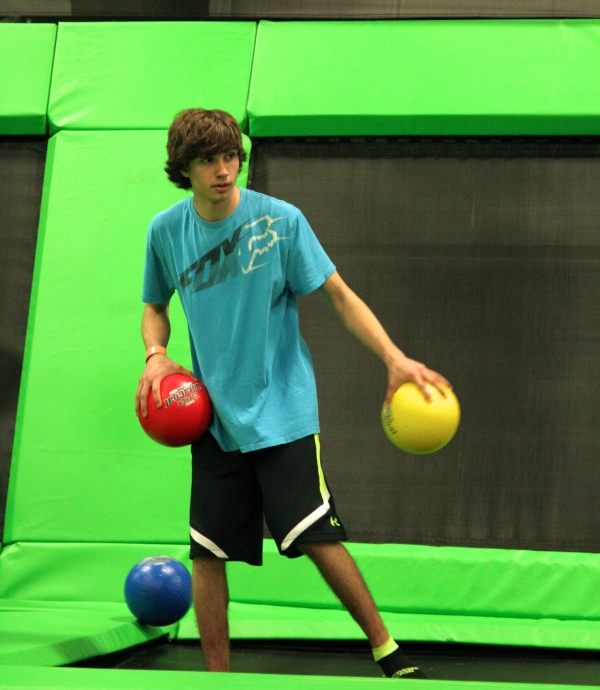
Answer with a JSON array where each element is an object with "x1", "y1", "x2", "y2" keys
[{"x1": 213, "y1": 183, "x2": 230, "y2": 192}]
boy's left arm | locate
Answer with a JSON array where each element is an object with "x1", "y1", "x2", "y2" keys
[{"x1": 318, "y1": 271, "x2": 451, "y2": 404}]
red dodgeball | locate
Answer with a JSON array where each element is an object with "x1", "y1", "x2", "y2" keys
[{"x1": 139, "y1": 374, "x2": 212, "y2": 447}]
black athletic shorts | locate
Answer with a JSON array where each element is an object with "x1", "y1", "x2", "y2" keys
[{"x1": 189, "y1": 432, "x2": 347, "y2": 565}]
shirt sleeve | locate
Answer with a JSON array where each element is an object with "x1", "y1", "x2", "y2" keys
[
  {"x1": 285, "y1": 210, "x2": 336, "y2": 296},
  {"x1": 142, "y1": 223, "x2": 176, "y2": 304}
]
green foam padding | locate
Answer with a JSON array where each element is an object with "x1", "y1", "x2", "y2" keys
[
  {"x1": 227, "y1": 543, "x2": 600, "y2": 623},
  {"x1": 49, "y1": 22, "x2": 256, "y2": 133},
  {"x1": 0, "y1": 24, "x2": 56, "y2": 134},
  {"x1": 249, "y1": 19, "x2": 600, "y2": 136},
  {"x1": 0, "y1": 543, "x2": 190, "y2": 602},
  {"x1": 0, "y1": 601, "x2": 165, "y2": 667},
  {"x1": 2, "y1": 542, "x2": 599, "y2": 631},
  {"x1": 4, "y1": 130, "x2": 251, "y2": 546},
  {"x1": 177, "y1": 602, "x2": 600, "y2": 651},
  {"x1": 0, "y1": 666, "x2": 596, "y2": 690}
]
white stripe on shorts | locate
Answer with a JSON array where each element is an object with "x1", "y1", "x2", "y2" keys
[
  {"x1": 280, "y1": 488, "x2": 331, "y2": 552},
  {"x1": 190, "y1": 527, "x2": 229, "y2": 559}
]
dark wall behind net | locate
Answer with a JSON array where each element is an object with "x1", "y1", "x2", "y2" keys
[
  {"x1": 250, "y1": 139, "x2": 600, "y2": 553},
  {"x1": 0, "y1": 139, "x2": 46, "y2": 542}
]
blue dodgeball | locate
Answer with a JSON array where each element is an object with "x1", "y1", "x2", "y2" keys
[{"x1": 124, "y1": 556, "x2": 192, "y2": 626}]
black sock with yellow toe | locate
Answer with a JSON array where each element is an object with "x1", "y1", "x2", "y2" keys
[{"x1": 373, "y1": 638, "x2": 427, "y2": 679}]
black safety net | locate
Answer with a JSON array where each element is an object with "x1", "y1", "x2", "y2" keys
[
  {"x1": 7, "y1": 0, "x2": 600, "y2": 20},
  {"x1": 250, "y1": 137, "x2": 600, "y2": 552},
  {"x1": 0, "y1": 138, "x2": 46, "y2": 541}
]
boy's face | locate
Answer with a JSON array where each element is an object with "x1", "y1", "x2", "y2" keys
[{"x1": 181, "y1": 151, "x2": 240, "y2": 206}]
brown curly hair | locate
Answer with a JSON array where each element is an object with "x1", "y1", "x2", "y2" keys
[{"x1": 165, "y1": 109, "x2": 247, "y2": 190}]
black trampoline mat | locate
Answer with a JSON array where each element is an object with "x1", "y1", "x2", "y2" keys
[
  {"x1": 249, "y1": 138, "x2": 600, "y2": 553},
  {"x1": 72, "y1": 638, "x2": 600, "y2": 685}
]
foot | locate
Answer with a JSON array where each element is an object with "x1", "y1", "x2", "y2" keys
[{"x1": 377, "y1": 646, "x2": 427, "y2": 679}]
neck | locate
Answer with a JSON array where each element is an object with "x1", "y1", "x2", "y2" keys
[{"x1": 193, "y1": 187, "x2": 241, "y2": 223}]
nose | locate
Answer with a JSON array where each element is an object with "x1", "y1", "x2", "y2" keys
[{"x1": 216, "y1": 158, "x2": 229, "y2": 177}]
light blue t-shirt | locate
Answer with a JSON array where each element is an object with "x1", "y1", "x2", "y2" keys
[{"x1": 142, "y1": 188, "x2": 336, "y2": 452}]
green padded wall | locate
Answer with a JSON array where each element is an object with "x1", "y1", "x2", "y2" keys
[
  {"x1": 4, "y1": 130, "x2": 251, "y2": 545},
  {"x1": 1, "y1": 533, "x2": 599, "y2": 657},
  {"x1": 2, "y1": 542, "x2": 599, "y2": 624},
  {"x1": 0, "y1": 24, "x2": 56, "y2": 134},
  {"x1": 49, "y1": 22, "x2": 256, "y2": 133},
  {"x1": 2, "y1": 541, "x2": 600, "y2": 649},
  {"x1": 0, "y1": 543, "x2": 189, "y2": 602},
  {"x1": 249, "y1": 19, "x2": 600, "y2": 136}
]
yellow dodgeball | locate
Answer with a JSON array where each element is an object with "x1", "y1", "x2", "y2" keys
[{"x1": 381, "y1": 382, "x2": 460, "y2": 455}]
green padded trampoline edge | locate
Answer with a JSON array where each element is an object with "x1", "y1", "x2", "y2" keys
[
  {"x1": 0, "y1": 600, "x2": 169, "y2": 667},
  {"x1": 0, "y1": 114, "x2": 48, "y2": 137},
  {"x1": 248, "y1": 113, "x2": 600, "y2": 137},
  {"x1": 0, "y1": 598, "x2": 598, "y2": 672},
  {"x1": 177, "y1": 602, "x2": 600, "y2": 650},
  {"x1": 0, "y1": 665, "x2": 597, "y2": 690}
]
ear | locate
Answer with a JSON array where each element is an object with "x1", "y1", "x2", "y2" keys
[{"x1": 180, "y1": 169, "x2": 190, "y2": 178}]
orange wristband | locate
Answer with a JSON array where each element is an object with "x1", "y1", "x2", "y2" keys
[{"x1": 145, "y1": 345, "x2": 167, "y2": 362}]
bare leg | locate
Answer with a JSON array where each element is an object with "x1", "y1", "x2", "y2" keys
[
  {"x1": 192, "y1": 557, "x2": 230, "y2": 671},
  {"x1": 298, "y1": 541, "x2": 389, "y2": 648}
]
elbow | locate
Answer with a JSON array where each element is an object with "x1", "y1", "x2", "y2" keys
[{"x1": 144, "y1": 302, "x2": 169, "y2": 317}]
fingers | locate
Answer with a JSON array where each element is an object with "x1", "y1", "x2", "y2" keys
[
  {"x1": 136, "y1": 379, "x2": 150, "y2": 418},
  {"x1": 135, "y1": 375, "x2": 163, "y2": 417},
  {"x1": 136, "y1": 360, "x2": 195, "y2": 418},
  {"x1": 135, "y1": 378, "x2": 164, "y2": 417},
  {"x1": 384, "y1": 384, "x2": 395, "y2": 407},
  {"x1": 413, "y1": 369, "x2": 433, "y2": 403},
  {"x1": 387, "y1": 357, "x2": 452, "y2": 406},
  {"x1": 423, "y1": 369, "x2": 452, "y2": 397},
  {"x1": 135, "y1": 383, "x2": 142, "y2": 417},
  {"x1": 152, "y1": 378, "x2": 163, "y2": 410}
]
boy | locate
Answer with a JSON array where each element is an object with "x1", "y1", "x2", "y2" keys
[{"x1": 135, "y1": 108, "x2": 451, "y2": 678}]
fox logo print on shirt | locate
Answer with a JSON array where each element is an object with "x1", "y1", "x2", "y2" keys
[{"x1": 178, "y1": 216, "x2": 288, "y2": 294}]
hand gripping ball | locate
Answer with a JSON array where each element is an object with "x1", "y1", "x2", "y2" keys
[
  {"x1": 139, "y1": 373, "x2": 212, "y2": 447},
  {"x1": 124, "y1": 556, "x2": 192, "y2": 627},
  {"x1": 381, "y1": 382, "x2": 460, "y2": 454}
]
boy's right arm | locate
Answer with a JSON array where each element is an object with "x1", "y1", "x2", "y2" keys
[{"x1": 135, "y1": 302, "x2": 194, "y2": 417}]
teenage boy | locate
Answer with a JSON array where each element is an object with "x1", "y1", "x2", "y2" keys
[{"x1": 136, "y1": 108, "x2": 451, "y2": 679}]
